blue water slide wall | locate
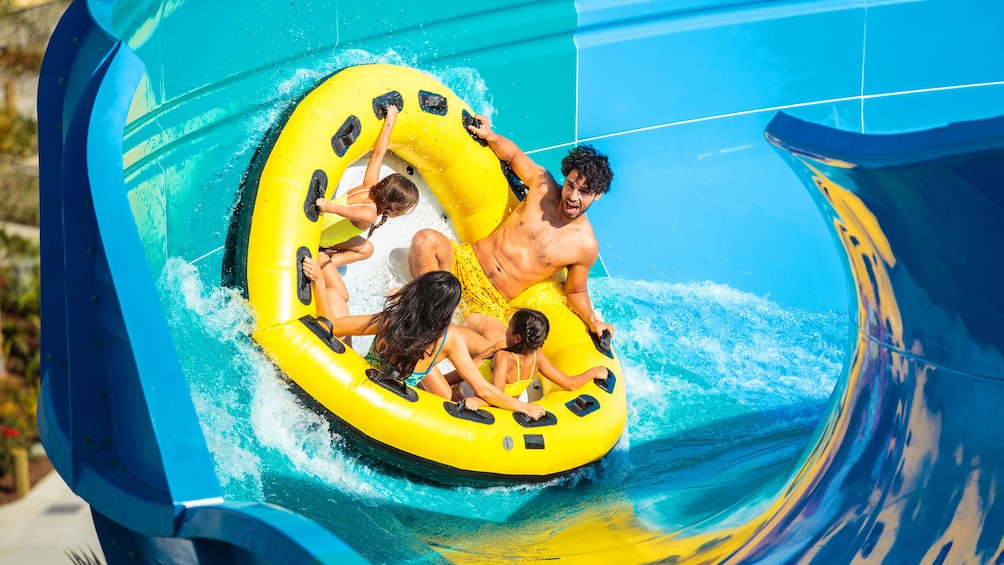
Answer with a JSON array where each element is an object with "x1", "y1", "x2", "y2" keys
[{"x1": 36, "y1": 0, "x2": 1004, "y2": 562}]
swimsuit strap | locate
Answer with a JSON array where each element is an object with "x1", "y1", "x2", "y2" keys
[
  {"x1": 412, "y1": 327, "x2": 448, "y2": 377},
  {"x1": 347, "y1": 201, "x2": 378, "y2": 210},
  {"x1": 344, "y1": 186, "x2": 379, "y2": 208},
  {"x1": 509, "y1": 351, "x2": 536, "y2": 384},
  {"x1": 344, "y1": 185, "x2": 371, "y2": 198}
]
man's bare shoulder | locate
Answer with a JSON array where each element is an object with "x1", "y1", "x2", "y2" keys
[
  {"x1": 572, "y1": 220, "x2": 600, "y2": 263},
  {"x1": 525, "y1": 167, "x2": 558, "y2": 198}
]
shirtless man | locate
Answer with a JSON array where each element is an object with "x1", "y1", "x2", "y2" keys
[{"x1": 408, "y1": 115, "x2": 615, "y2": 355}]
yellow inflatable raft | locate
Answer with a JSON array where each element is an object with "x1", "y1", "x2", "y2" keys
[{"x1": 232, "y1": 64, "x2": 627, "y2": 483}]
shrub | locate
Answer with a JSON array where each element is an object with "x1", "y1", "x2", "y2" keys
[
  {"x1": 0, "y1": 229, "x2": 40, "y2": 477},
  {"x1": 1, "y1": 230, "x2": 40, "y2": 381},
  {"x1": 0, "y1": 377, "x2": 35, "y2": 477}
]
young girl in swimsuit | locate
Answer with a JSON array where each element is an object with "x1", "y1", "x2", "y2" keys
[
  {"x1": 461, "y1": 309, "x2": 609, "y2": 410},
  {"x1": 314, "y1": 104, "x2": 420, "y2": 319},
  {"x1": 301, "y1": 259, "x2": 546, "y2": 420}
]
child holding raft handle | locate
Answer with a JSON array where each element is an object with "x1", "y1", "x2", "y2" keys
[
  {"x1": 459, "y1": 309, "x2": 608, "y2": 410},
  {"x1": 313, "y1": 102, "x2": 419, "y2": 320}
]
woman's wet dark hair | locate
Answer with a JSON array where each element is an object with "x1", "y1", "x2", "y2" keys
[
  {"x1": 505, "y1": 308, "x2": 550, "y2": 353},
  {"x1": 367, "y1": 174, "x2": 419, "y2": 237},
  {"x1": 371, "y1": 271, "x2": 461, "y2": 377},
  {"x1": 561, "y1": 145, "x2": 614, "y2": 195}
]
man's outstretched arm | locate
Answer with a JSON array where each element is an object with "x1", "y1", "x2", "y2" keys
[
  {"x1": 468, "y1": 114, "x2": 547, "y2": 188},
  {"x1": 564, "y1": 261, "x2": 615, "y2": 337}
]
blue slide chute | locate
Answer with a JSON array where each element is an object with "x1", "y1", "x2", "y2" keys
[{"x1": 35, "y1": 0, "x2": 1004, "y2": 562}]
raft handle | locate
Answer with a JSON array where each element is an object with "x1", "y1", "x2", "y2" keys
[
  {"x1": 591, "y1": 329, "x2": 614, "y2": 359},
  {"x1": 513, "y1": 411, "x2": 557, "y2": 428},
  {"x1": 304, "y1": 169, "x2": 327, "y2": 222},
  {"x1": 523, "y1": 434, "x2": 545, "y2": 450},
  {"x1": 565, "y1": 394, "x2": 600, "y2": 417},
  {"x1": 296, "y1": 246, "x2": 313, "y2": 305},
  {"x1": 419, "y1": 90, "x2": 448, "y2": 116},
  {"x1": 367, "y1": 369, "x2": 419, "y2": 402},
  {"x1": 595, "y1": 369, "x2": 617, "y2": 394},
  {"x1": 445, "y1": 401, "x2": 496, "y2": 425},
  {"x1": 372, "y1": 91, "x2": 404, "y2": 119},
  {"x1": 331, "y1": 115, "x2": 362, "y2": 157},
  {"x1": 462, "y1": 110, "x2": 489, "y2": 147},
  {"x1": 500, "y1": 160, "x2": 528, "y2": 201},
  {"x1": 299, "y1": 315, "x2": 347, "y2": 355}
]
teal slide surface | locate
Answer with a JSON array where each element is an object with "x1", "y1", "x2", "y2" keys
[{"x1": 38, "y1": 0, "x2": 1004, "y2": 562}]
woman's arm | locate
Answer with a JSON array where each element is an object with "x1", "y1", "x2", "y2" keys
[
  {"x1": 326, "y1": 314, "x2": 379, "y2": 337},
  {"x1": 536, "y1": 351, "x2": 608, "y2": 391},
  {"x1": 444, "y1": 332, "x2": 545, "y2": 419}
]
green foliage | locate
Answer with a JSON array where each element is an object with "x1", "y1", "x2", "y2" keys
[
  {"x1": 0, "y1": 0, "x2": 46, "y2": 479},
  {"x1": 0, "y1": 114, "x2": 38, "y2": 156},
  {"x1": 0, "y1": 230, "x2": 40, "y2": 381},
  {"x1": 0, "y1": 229, "x2": 39, "y2": 477}
]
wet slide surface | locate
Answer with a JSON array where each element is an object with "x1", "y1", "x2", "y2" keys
[{"x1": 36, "y1": 0, "x2": 1004, "y2": 562}]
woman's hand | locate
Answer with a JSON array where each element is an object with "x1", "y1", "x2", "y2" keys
[
  {"x1": 302, "y1": 257, "x2": 324, "y2": 286},
  {"x1": 523, "y1": 403, "x2": 545, "y2": 421},
  {"x1": 590, "y1": 366, "x2": 609, "y2": 381},
  {"x1": 462, "y1": 396, "x2": 487, "y2": 411}
]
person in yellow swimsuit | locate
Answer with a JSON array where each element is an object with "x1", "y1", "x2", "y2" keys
[
  {"x1": 315, "y1": 104, "x2": 419, "y2": 320},
  {"x1": 461, "y1": 309, "x2": 609, "y2": 410}
]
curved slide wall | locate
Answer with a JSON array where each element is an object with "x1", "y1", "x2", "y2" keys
[{"x1": 36, "y1": 0, "x2": 1004, "y2": 562}]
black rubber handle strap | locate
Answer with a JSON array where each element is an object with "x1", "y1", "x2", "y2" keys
[
  {"x1": 565, "y1": 394, "x2": 600, "y2": 417},
  {"x1": 512, "y1": 411, "x2": 558, "y2": 428},
  {"x1": 444, "y1": 401, "x2": 496, "y2": 425},
  {"x1": 296, "y1": 246, "x2": 312, "y2": 305},
  {"x1": 591, "y1": 329, "x2": 614, "y2": 359},
  {"x1": 462, "y1": 109, "x2": 488, "y2": 147},
  {"x1": 372, "y1": 91, "x2": 404, "y2": 119},
  {"x1": 304, "y1": 169, "x2": 327, "y2": 222},
  {"x1": 595, "y1": 369, "x2": 617, "y2": 394},
  {"x1": 299, "y1": 315, "x2": 347, "y2": 355},
  {"x1": 331, "y1": 115, "x2": 361, "y2": 157},
  {"x1": 315, "y1": 316, "x2": 334, "y2": 338},
  {"x1": 419, "y1": 90, "x2": 448, "y2": 115},
  {"x1": 500, "y1": 160, "x2": 527, "y2": 200}
]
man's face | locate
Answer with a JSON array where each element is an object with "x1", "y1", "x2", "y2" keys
[{"x1": 559, "y1": 170, "x2": 602, "y2": 220}]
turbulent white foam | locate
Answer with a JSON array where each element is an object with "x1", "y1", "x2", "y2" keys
[
  {"x1": 588, "y1": 278, "x2": 847, "y2": 444},
  {"x1": 158, "y1": 258, "x2": 267, "y2": 498}
]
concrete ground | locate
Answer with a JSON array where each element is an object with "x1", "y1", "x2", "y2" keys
[{"x1": 0, "y1": 470, "x2": 105, "y2": 564}]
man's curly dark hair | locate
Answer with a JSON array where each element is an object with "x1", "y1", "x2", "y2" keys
[{"x1": 561, "y1": 145, "x2": 613, "y2": 195}]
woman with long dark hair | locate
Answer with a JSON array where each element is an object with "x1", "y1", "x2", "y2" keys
[{"x1": 302, "y1": 257, "x2": 545, "y2": 419}]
